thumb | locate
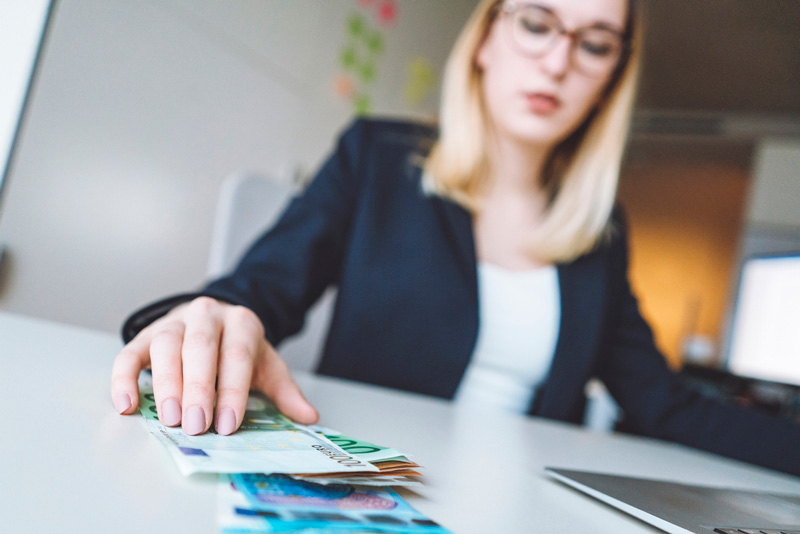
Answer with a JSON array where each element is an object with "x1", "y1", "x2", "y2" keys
[
  {"x1": 254, "y1": 345, "x2": 319, "y2": 425},
  {"x1": 271, "y1": 379, "x2": 319, "y2": 425}
]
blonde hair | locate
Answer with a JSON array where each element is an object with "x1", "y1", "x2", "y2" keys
[{"x1": 423, "y1": 0, "x2": 644, "y2": 263}]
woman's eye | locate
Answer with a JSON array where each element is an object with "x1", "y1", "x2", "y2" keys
[
  {"x1": 520, "y1": 18, "x2": 552, "y2": 35},
  {"x1": 579, "y1": 39, "x2": 614, "y2": 57}
]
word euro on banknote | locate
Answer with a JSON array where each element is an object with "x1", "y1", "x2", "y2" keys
[{"x1": 138, "y1": 386, "x2": 378, "y2": 477}]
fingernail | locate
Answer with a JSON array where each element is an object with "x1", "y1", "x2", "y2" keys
[
  {"x1": 216, "y1": 408, "x2": 236, "y2": 436},
  {"x1": 114, "y1": 394, "x2": 132, "y2": 414},
  {"x1": 162, "y1": 397, "x2": 182, "y2": 426},
  {"x1": 184, "y1": 406, "x2": 206, "y2": 436}
]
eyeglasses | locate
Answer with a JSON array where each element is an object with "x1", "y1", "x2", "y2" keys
[{"x1": 496, "y1": 1, "x2": 628, "y2": 77}]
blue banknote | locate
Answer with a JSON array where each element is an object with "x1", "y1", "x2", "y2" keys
[{"x1": 218, "y1": 473, "x2": 451, "y2": 533}]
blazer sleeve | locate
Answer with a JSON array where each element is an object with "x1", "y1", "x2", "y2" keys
[
  {"x1": 122, "y1": 119, "x2": 369, "y2": 345},
  {"x1": 596, "y1": 214, "x2": 800, "y2": 476}
]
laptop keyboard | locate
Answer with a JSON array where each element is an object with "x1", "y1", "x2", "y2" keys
[{"x1": 714, "y1": 529, "x2": 800, "y2": 534}]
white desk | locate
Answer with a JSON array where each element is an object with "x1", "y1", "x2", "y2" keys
[{"x1": 2, "y1": 311, "x2": 799, "y2": 533}]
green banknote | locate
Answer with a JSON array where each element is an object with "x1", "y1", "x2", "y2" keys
[
  {"x1": 309, "y1": 426, "x2": 413, "y2": 465},
  {"x1": 138, "y1": 385, "x2": 378, "y2": 476}
]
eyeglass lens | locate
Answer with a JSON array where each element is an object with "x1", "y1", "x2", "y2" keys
[{"x1": 509, "y1": 4, "x2": 624, "y2": 75}]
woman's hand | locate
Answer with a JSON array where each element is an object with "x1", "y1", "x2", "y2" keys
[{"x1": 110, "y1": 296, "x2": 319, "y2": 435}]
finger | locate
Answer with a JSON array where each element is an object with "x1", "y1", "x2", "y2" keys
[
  {"x1": 180, "y1": 298, "x2": 223, "y2": 436},
  {"x1": 254, "y1": 345, "x2": 319, "y2": 425},
  {"x1": 214, "y1": 308, "x2": 261, "y2": 435},
  {"x1": 111, "y1": 332, "x2": 152, "y2": 415},
  {"x1": 149, "y1": 321, "x2": 186, "y2": 427}
]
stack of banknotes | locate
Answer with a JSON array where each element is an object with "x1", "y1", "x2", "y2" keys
[{"x1": 138, "y1": 384, "x2": 449, "y2": 532}]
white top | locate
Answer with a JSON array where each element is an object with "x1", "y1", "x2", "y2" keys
[{"x1": 454, "y1": 262, "x2": 561, "y2": 414}]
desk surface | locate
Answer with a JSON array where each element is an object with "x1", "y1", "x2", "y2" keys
[{"x1": 2, "y1": 311, "x2": 799, "y2": 533}]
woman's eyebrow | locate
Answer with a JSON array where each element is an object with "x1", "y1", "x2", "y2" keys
[
  {"x1": 590, "y1": 21, "x2": 626, "y2": 34},
  {"x1": 532, "y1": 2, "x2": 554, "y2": 13},
  {"x1": 526, "y1": 2, "x2": 625, "y2": 33}
]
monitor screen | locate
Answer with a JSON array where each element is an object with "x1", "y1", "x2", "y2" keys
[
  {"x1": 0, "y1": 0, "x2": 53, "y2": 214},
  {"x1": 726, "y1": 253, "x2": 800, "y2": 386}
]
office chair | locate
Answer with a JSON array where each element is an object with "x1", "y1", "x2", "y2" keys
[{"x1": 207, "y1": 172, "x2": 335, "y2": 373}]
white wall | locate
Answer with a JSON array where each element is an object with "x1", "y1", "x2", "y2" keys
[
  {"x1": 748, "y1": 139, "x2": 800, "y2": 228},
  {"x1": 0, "y1": 0, "x2": 477, "y2": 333},
  {"x1": 742, "y1": 138, "x2": 800, "y2": 257}
]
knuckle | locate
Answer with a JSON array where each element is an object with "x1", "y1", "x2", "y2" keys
[
  {"x1": 114, "y1": 347, "x2": 137, "y2": 365},
  {"x1": 151, "y1": 312, "x2": 184, "y2": 331},
  {"x1": 188, "y1": 296, "x2": 219, "y2": 314},
  {"x1": 109, "y1": 372, "x2": 129, "y2": 390},
  {"x1": 183, "y1": 379, "x2": 215, "y2": 399},
  {"x1": 130, "y1": 327, "x2": 150, "y2": 342},
  {"x1": 151, "y1": 330, "x2": 182, "y2": 352},
  {"x1": 138, "y1": 320, "x2": 158, "y2": 336},
  {"x1": 229, "y1": 306, "x2": 264, "y2": 335},
  {"x1": 227, "y1": 304, "x2": 253, "y2": 322},
  {"x1": 152, "y1": 370, "x2": 182, "y2": 390},
  {"x1": 182, "y1": 332, "x2": 218, "y2": 354},
  {"x1": 152, "y1": 322, "x2": 183, "y2": 340},
  {"x1": 216, "y1": 385, "x2": 248, "y2": 401},
  {"x1": 222, "y1": 344, "x2": 254, "y2": 365}
]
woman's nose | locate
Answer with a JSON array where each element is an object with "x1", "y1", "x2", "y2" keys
[{"x1": 539, "y1": 35, "x2": 573, "y2": 78}]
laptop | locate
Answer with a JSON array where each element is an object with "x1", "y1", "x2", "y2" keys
[{"x1": 546, "y1": 467, "x2": 800, "y2": 534}]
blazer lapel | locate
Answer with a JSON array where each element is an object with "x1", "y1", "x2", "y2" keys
[
  {"x1": 532, "y1": 249, "x2": 609, "y2": 421},
  {"x1": 431, "y1": 195, "x2": 478, "y2": 287}
]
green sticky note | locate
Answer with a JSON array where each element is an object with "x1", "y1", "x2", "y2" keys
[
  {"x1": 360, "y1": 61, "x2": 376, "y2": 82},
  {"x1": 354, "y1": 94, "x2": 372, "y2": 115},
  {"x1": 348, "y1": 14, "x2": 364, "y2": 37},
  {"x1": 366, "y1": 31, "x2": 384, "y2": 55},
  {"x1": 341, "y1": 46, "x2": 357, "y2": 69}
]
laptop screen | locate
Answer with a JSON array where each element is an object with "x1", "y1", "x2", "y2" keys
[
  {"x1": 0, "y1": 0, "x2": 53, "y2": 217},
  {"x1": 726, "y1": 253, "x2": 800, "y2": 386}
]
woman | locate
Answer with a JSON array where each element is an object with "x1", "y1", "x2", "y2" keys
[{"x1": 111, "y1": 0, "x2": 800, "y2": 475}]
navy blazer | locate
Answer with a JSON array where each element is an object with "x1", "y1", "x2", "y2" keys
[{"x1": 124, "y1": 118, "x2": 800, "y2": 476}]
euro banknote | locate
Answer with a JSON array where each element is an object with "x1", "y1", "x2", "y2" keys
[
  {"x1": 217, "y1": 473, "x2": 451, "y2": 533},
  {"x1": 297, "y1": 425, "x2": 423, "y2": 485},
  {"x1": 138, "y1": 386, "x2": 378, "y2": 476},
  {"x1": 309, "y1": 425, "x2": 413, "y2": 464}
]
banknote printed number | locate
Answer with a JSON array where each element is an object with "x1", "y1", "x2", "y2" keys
[{"x1": 326, "y1": 437, "x2": 381, "y2": 455}]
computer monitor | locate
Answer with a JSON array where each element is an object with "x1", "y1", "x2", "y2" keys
[
  {"x1": 725, "y1": 253, "x2": 800, "y2": 387},
  {"x1": 0, "y1": 0, "x2": 54, "y2": 223}
]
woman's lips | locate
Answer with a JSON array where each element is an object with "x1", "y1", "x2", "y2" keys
[{"x1": 524, "y1": 93, "x2": 562, "y2": 114}]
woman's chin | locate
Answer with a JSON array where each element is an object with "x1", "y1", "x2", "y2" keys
[
  {"x1": 494, "y1": 112, "x2": 581, "y2": 148},
  {"x1": 501, "y1": 125, "x2": 565, "y2": 149}
]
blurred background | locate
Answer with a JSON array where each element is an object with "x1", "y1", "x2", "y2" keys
[{"x1": 0, "y1": 0, "x2": 798, "y2": 375}]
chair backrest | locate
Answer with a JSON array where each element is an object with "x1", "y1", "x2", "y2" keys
[
  {"x1": 208, "y1": 172, "x2": 334, "y2": 372},
  {"x1": 207, "y1": 172, "x2": 294, "y2": 278}
]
